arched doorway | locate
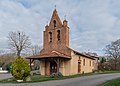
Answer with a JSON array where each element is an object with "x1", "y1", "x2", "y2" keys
[{"x1": 50, "y1": 61, "x2": 57, "y2": 74}]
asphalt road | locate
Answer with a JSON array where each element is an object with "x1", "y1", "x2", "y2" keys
[
  {"x1": 1, "y1": 73, "x2": 120, "y2": 86},
  {"x1": 0, "y1": 73, "x2": 12, "y2": 80}
]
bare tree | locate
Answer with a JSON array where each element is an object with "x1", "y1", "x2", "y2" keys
[
  {"x1": 30, "y1": 45, "x2": 42, "y2": 55},
  {"x1": 0, "y1": 53, "x2": 16, "y2": 68},
  {"x1": 8, "y1": 31, "x2": 31, "y2": 57},
  {"x1": 104, "y1": 39, "x2": 120, "y2": 70},
  {"x1": 0, "y1": 50, "x2": 5, "y2": 55}
]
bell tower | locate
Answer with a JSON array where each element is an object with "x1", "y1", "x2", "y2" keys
[{"x1": 41, "y1": 8, "x2": 70, "y2": 54}]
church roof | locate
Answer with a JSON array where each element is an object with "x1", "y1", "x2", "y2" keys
[
  {"x1": 26, "y1": 48, "x2": 98, "y2": 60},
  {"x1": 68, "y1": 47, "x2": 98, "y2": 60}
]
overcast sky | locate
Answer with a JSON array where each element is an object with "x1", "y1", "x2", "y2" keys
[{"x1": 0, "y1": 0, "x2": 120, "y2": 56}]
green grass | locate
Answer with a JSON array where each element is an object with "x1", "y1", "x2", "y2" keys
[
  {"x1": 0, "y1": 78, "x2": 16, "y2": 83},
  {"x1": 95, "y1": 70, "x2": 120, "y2": 74},
  {"x1": 30, "y1": 75, "x2": 59, "y2": 82},
  {"x1": 102, "y1": 78, "x2": 120, "y2": 86},
  {"x1": 0, "y1": 75, "x2": 58, "y2": 83}
]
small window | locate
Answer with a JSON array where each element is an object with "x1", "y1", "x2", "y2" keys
[
  {"x1": 49, "y1": 32, "x2": 52, "y2": 42},
  {"x1": 53, "y1": 20, "x2": 56, "y2": 27},
  {"x1": 83, "y1": 59, "x2": 85, "y2": 66},
  {"x1": 90, "y1": 60, "x2": 91, "y2": 66},
  {"x1": 93, "y1": 61, "x2": 94, "y2": 67},
  {"x1": 57, "y1": 30, "x2": 60, "y2": 41}
]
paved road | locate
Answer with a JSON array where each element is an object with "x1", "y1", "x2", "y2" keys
[
  {"x1": 1, "y1": 73, "x2": 120, "y2": 86},
  {"x1": 0, "y1": 73, "x2": 12, "y2": 80}
]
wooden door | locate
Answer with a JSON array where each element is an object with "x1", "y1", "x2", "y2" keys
[
  {"x1": 50, "y1": 61, "x2": 57, "y2": 74},
  {"x1": 78, "y1": 62, "x2": 81, "y2": 73}
]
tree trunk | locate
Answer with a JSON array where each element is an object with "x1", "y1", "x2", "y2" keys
[
  {"x1": 17, "y1": 50, "x2": 21, "y2": 57},
  {"x1": 114, "y1": 60, "x2": 117, "y2": 70}
]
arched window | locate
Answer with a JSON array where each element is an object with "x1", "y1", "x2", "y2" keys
[
  {"x1": 57, "y1": 30, "x2": 60, "y2": 41},
  {"x1": 53, "y1": 20, "x2": 56, "y2": 27},
  {"x1": 49, "y1": 32, "x2": 52, "y2": 42}
]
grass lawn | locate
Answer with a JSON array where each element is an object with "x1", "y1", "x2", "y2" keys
[
  {"x1": 95, "y1": 70, "x2": 120, "y2": 74},
  {"x1": 0, "y1": 75, "x2": 58, "y2": 83},
  {"x1": 102, "y1": 78, "x2": 120, "y2": 86},
  {"x1": 0, "y1": 70, "x2": 120, "y2": 83}
]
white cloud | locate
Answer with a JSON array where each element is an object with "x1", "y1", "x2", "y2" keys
[
  {"x1": 0, "y1": 0, "x2": 120, "y2": 56},
  {"x1": 68, "y1": 0, "x2": 120, "y2": 55}
]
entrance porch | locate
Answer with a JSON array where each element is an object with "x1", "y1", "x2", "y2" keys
[{"x1": 26, "y1": 55, "x2": 71, "y2": 76}]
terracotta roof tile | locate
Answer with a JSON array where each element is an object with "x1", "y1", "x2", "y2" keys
[
  {"x1": 68, "y1": 47, "x2": 98, "y2": 60},
  {"x1": 26, "y1": 51, "x2": 71, "y2": 59}
]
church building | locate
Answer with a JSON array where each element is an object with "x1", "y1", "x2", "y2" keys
[{"x1": 26, "y1": 9, "x2": 98, "y2": 76}]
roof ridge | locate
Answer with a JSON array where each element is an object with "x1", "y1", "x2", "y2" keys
[{"x1": 52, "y1": 50, "x2": 70, "y2": 57}]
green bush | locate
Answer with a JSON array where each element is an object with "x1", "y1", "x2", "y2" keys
[{"x1": 11, "y1": 57, "x2": 30, "y2": 80}]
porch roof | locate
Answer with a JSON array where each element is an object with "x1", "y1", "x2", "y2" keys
[{"x1": 26, "y1": 51, "x2": 71, "y2": 59}]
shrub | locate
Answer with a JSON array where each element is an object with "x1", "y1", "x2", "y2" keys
[{"x1": 11, "y1": 57, "x2": 30, "y2": 80}]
